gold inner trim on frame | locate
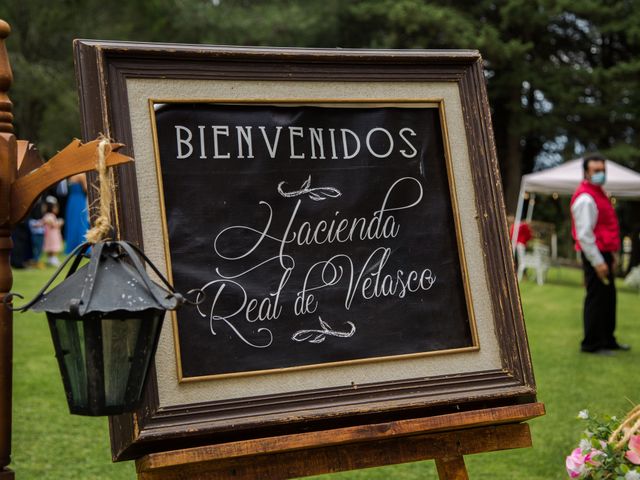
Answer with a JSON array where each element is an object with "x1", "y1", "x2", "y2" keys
[{"x1": 147, "y1": 98, "x2": 479, "y2": 383}]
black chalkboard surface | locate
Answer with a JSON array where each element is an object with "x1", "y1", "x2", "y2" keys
[{"x1": 153, "y1": 103, "x2": 473, "y2": 379}]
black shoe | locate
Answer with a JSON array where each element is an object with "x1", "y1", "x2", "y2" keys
[
  {"x1": 595, "y1": 349, "x2": 616, "y2": 356},
  {"x1": 609, "y1": 343, "x2": 631, "y2": 351},
  {"x1": 581, "y1": 348, "x2": 616, "y2": 356}
]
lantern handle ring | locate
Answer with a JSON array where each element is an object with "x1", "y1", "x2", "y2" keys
[{"x1": 182, "y1": 288, "x2": 206, "y2": 306}]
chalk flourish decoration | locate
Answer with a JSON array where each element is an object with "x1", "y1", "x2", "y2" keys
[
  {"x1": 292, "y1": 317, "x2": 356, "y2": 344},
  {"x1": 277, "y1": 175, "x2": 342, "y2": 201}
]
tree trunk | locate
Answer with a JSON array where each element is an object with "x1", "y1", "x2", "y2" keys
[
  {"x1": 502, "y1": 132, "x2": 523, "y2": 215},
  {"x1": 491, "y1": 87, "x2": 523, "y2": 215}
]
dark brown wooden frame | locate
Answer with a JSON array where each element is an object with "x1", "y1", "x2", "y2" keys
[{"x1": 73, "y1": 42, "x2": 535, "y2": 462}]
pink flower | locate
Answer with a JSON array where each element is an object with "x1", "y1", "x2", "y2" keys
[
  {"x1": 586, "y1": 449, "x2": 604, "y2": 467},
  {"x1": 566, "y1": 447, "x2": 605, "y2": 478},
  {"x1": 566, "y1": 448, "x2": 587, "y2": 478},
  {"x1": 627, "y1": 435, "x2": 640, "y2": 465}
]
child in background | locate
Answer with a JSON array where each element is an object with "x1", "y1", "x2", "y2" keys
[
  {"x1": 28, "y1": 216, "x2": 45, "y2": 268},
  {"x1": 42, "y1": 196, "x2": 64, "y2": 267}
]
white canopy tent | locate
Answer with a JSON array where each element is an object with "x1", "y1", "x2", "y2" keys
[{"x1": 512, "y1": 158, "x2": 640, "y2": 255}]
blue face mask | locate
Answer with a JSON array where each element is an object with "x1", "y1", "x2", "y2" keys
[{"x1": 590, "y1": 171, "x2": 606, "y2": 185}]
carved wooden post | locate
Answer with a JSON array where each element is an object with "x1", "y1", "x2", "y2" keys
[
  {"x1": 0, "y1": 18, "x2": 133, "y2": 478},
  {"x1": 0, "y1": 18, "x2": 16, "y2": 480}
]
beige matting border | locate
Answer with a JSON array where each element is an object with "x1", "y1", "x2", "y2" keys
[{"x1": 125, "y1": 78, "x2": 501, "y2": 408}]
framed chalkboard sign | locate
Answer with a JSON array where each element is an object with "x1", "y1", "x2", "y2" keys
[
  {"x1": 154, "y1": 101, "x2": 476, "y2": 381},
  {"x1": 74, "y1": 43, "x2": 535, "y2": 461}
]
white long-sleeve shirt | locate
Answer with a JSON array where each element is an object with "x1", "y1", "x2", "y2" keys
[{"x1": 571, "y1": 193, "x2": 605, "y2": 266}]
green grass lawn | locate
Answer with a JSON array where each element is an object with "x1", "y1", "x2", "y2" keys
[{"x1": 8, "y1": 265, "x2": 640, "y2": 479}]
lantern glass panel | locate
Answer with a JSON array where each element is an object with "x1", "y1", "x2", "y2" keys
[
  {"x1": 49, "y1": 314, "x2": 88, "y2": 408},
  {"x1": 126, "y1": 311, "x2": 164, "y2": 403},
  {"x1": 102, "y1": 317, "x2": 143, "y2": 406}
]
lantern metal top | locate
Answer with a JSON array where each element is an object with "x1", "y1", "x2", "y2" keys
[
  {"x1": 33, "y1": 241, "x2": 179, "y2": 316},
  {"x1": 8, "y1": 240, "x2": 187, "y2": 317}
]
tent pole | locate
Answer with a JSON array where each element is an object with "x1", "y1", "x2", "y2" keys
[
  {"x1": 525, "y1": 193, "x2": 536, "y2": 222},
  {"x1": 512, "y1": 185, "x2": 526, "y2": 254}
]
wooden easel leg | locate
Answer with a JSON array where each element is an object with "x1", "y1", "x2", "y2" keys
[
  {"x1": 0, "y1": 469, "x2": 15, "y2": 479},
  {"x1": 435, "y1": 456, "x2": 469, "y2": 480}
]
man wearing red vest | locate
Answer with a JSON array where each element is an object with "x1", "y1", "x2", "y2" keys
[{"x1": 570, "y1": 153, "x2": 629, "y2": 354}]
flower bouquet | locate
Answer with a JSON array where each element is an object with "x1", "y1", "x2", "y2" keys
[{"x1": 566, "y1": 405, "x2": 640, "y2": 479}]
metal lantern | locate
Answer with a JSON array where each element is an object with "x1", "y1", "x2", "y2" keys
[{"x1": 8, "y1": 240, "x2": 186, "y2": 416}]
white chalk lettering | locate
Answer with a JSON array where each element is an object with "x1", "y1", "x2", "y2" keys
[
  {"x1": 175, "y1": 125, "x2": 193, "y2": 159},
  {"x1": 211, "y1": 126, "x2": 230, "y2": 159},
  {"x1": 198, "y1": 175, "x2": 436, "y2": 350}
]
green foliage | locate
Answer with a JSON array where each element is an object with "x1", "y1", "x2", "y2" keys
[
  {"x1": 182, "y1": 0, "x2": 342, "y2": 47},
  {"x1": 548, "y1": 0, "x2": 640, "y2": 162}
]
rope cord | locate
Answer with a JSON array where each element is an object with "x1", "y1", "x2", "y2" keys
[{"x1": 85, "y1": 137, "x2": 113, "y2": 243}]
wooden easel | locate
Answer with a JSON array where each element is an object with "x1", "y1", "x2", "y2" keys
[{"x1": 135, "y1": 403, "x2": 544, "y2": 479}]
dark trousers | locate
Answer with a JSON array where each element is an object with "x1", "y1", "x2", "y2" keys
[{"x1": 581, "y1": 252, "x2": 617, "y2": 351}]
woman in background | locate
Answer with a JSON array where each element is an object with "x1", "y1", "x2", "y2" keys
[{"x1": 64, "y1": 173, "x2": 89, "y2": 253}]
